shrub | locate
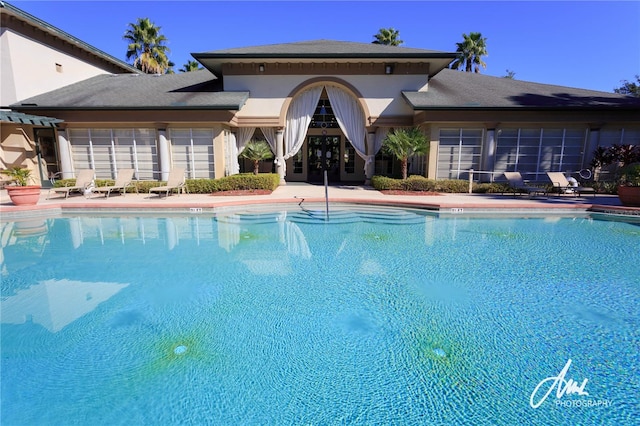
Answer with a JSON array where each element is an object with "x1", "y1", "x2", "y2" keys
[
  {"x1": 432, "y1": 179, "x2": 469, "y2": 193},
  {"x1": 371, "y1": 175, "x2": 469, "y2": 193},
  {"x1": 186, "y1": 179, "x2": 218, "y2": 194},
  {"x1": 472, "y1": 182, "x2": 512, "y2": 194},
  {"x1": 55, "y1": 173, "x2": 280, "y2": 194},
  {"x1": 371, "y1": 175, "x2": 403, "y2": 190},
  {"x1": 619, "y1": 162, "x2": 640, "y2": 187},
  {"x1": 215, "y1": 173, "x2": 280, "y2": 191},
  {"x1": 402, "y1": 175, "x2": 436, "y2": 191}
]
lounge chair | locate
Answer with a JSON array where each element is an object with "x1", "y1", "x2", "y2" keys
[
  {"x1": 93, "y1": 169, "x2": 136, "y2": 198},
  {"x1": 546, "y1": 172, "x2": 596, "y2": 197},
  {"x1": 47, "y1": 169, "x2": 95, "y2": 199},
  {"x1": 503, "y1": 172, "x2": 547, "y2": 196},
  {"x1": 149, "y1": 168, "x2": 186, "y2": 198}
]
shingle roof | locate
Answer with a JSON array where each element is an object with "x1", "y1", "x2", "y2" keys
[
  {"x1": 11, "y1": 70, "x2": 249, "y2": 110},
  {"x1": 0, "y1": 110, "x2": 63, "y2": 126},
  {"x1": 402, "y1": 69, "x2": 640, "y2": 109},
  {"x1": 193, "y1": 39, "x2": 457, "y2": 75},
  {"x1": 194, "y1": 39, "x2": 455, "y2": 58}
]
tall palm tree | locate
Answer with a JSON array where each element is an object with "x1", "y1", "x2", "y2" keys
[
  {"x1": 382, "y1": 128, "x2": 429, "y2": 179},
  {"x1": 372, "y1": 28, "x2": 403, "y2": 46},
  {"x1": 450, "y1": 32, "x2": 488, "y2": 73},
  {"x1": 124, "y1": 18, "x2": 171, "y2": 74},
  {"x1": 240, "y1": 140, "x2": 274, "y2": 175},
  {"x1": 180, "y1": 60, "x2": 203, "y2": 73}
]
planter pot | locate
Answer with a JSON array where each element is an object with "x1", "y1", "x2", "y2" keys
[
  {"x1": 617, "y1": 185, "x2": 640, "y2": 207},
  {"x1": 5, "y1": 185, "x2": 41, "y2": 206}
]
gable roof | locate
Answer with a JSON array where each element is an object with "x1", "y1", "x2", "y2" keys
[
  {"x1": 193, "y1": 39, "x2": 457, "y2": 76},
  {"x1": 11, "y1": 70, "x2": 249, "y2": 110},
  {"x1": 1, "y1": 1, "x2": 139, "y2": 74},
  {"x1": 402, "y1": 69, "x2": 640, "y2": 110}
]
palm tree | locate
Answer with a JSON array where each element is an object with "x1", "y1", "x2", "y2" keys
[
  {"x1": 450, "y1": 32, "x2": 488, "y2": 73},
  {"x1": 124, "y1": 18, "x2": 171, "y2": 74},
  {"x1": 240, "y1": 140, "x2": 274, "y2": 175},
  {"x1": 503, "y1": 69, "x2": 516, "y2": 79},
  {"x1": 372, "y1": 28, "x2": 403, "y2": 46},
  {"x1": 382, "y1": 128, "x2": 429, "y2": 179},
  {"x1": 180, "y1": 60, "x2": 203, "y2": 73}
]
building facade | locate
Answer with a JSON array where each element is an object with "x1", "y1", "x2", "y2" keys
[
  {"x1": 3, "y1": 3, "x2": 639, "y2": 188},
  {"x1": 0, "y1": 2, "x2": 138, "y2": 186}
]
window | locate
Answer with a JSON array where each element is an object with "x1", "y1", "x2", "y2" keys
[
  {"x1": 437, "y1": 129, "x2": 483, "y2": 179},
  {"x1": 68, "y1": 128, "x2": 158, "y2": 179},
  {"x1": 495, "y1": 128, "x2": 587, "y2": 180},
  {"x1": 344, "y1": 145, "x2": 355, "y2": 174},
  {"x1": 170, "y1": 129, "x2": 215, "y2": 179}
]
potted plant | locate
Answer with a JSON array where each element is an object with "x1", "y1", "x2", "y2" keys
[
  {"x1": 1, "y1": 167, "x2": 41, "y2": 206},
  {"x1": 617, "y1": 162, "x2": 640, "y2": 207}
]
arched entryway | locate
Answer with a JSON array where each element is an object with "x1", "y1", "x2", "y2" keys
[{"x1": 280, "y1": 82, "x2": 370, "y2": 184}]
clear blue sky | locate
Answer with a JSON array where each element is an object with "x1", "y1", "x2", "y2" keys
[{"x1": 11, "y1": 0, "x2": 640, "y2": 93}]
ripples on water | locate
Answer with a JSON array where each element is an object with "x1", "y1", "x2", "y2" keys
[{"x1": 1, "y1": 208, "x2": 639, "y2": 425}]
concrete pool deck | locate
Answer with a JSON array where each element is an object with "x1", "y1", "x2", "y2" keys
[{"x1": 1, "y1": 183, "x2": 639, "y2": 219}]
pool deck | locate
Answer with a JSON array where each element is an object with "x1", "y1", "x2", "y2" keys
[{"x1": 1, "y1": 183, "x2": 639, "y2": 219}]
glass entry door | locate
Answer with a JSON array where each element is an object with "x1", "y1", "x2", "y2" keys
[
  {"x1": 34, "y1": 128, "x2": 58, "y2": 188},
  {"x1": 307, "y1": 136, "x2": 340, "y2": 183}
]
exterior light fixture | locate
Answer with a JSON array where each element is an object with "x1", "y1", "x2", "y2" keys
[
  {"x1": 259, "y1": 64, "x2": 265, "y2": 72},
  {"x1": 385, "y1": 64, "x2": 393, "y2": 74}
]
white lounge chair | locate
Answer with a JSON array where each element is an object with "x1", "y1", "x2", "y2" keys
[
  {"x1": 503, "y1": 172, "x2": 547, "y2": 196},
  {"x1": 93, "y1": 169, "x2": 136, "y2": 198},
  {"x1": 546, "y1": 172, "x2": 596, "y2": 197},
  {"x1": 47, "y1": 169, "x2": 95, "y2": 199},
  {"x1": 149, "y1": 168, "x2": 186, "y2": 198}
]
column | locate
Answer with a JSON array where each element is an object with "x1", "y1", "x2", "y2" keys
[
  {"x1": 276, "y1": 128, "x2": 285, "y2": 185},
  {"x1": 482, "y1": 128, "x2": 496, "y2": 182},
  {"x1": 365, "y1": 131, "x2": 376, "y2": 185},
  {"x1": 56, "y1": 129, "x2": 74, "y2": 179},
  {"x1": 157, "y1": 129, "x2": 170, "y2": 181},
  {"x1": 585, "y1": 127, "x2": 600, "y2": 167}
]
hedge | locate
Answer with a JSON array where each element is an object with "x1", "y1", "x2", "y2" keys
[
  {"x1": 54, "y1": 173, "x2": 280, "y2": 194},
  {"x1": 371, "y1": 175, "x2": 512, "y2": 194}
]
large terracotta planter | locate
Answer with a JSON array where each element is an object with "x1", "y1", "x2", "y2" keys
[
  {"x1": 617, "y1": 185, "x2": 640, "y2": 207},
  {"x1": 5, "y1": 186, "x2": 41, "y2": 206}
]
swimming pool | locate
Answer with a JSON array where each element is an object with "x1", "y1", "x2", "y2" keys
[{"x1": 1, "y1": 207, "x2": 638, "y2": 425}]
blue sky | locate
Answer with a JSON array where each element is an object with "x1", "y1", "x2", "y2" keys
[{"x1": 11, "y1": 0, "x2": 640, "y2": 93}]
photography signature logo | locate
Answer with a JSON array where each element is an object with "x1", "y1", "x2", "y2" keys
[{"x1": 530, "y1": 359, "x2": 612, "y2": 409}]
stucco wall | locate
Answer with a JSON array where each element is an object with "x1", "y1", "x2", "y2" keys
[
  {"x1": 226, "y1": 75, "x2": 428, "y2": 119},
  {"x1": 0, "y1": 123, "x2": 41, "y2": 185},
  {"x1": 1, "y1": 29, "x2": 113, "y2": 105}
]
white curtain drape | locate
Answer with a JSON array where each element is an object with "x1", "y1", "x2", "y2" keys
[
  {"x1": 226, "y1": 132, "x2": 239, "y2": 175},
  {"x1": 284, "y1": 86, "x2": 323, "y2": 161},
  {"x1": 325, "y1": 85, "x2": 368, "y2": 171},
  {"x1": 231, "y1": 127, "x2": 256, "y2": 175},
  {"x1": 260, "y1": 127, "x2": 277, "y2": 155},
  {"x1": 366, "y1": 127, "x2": 390, "y2": 170},
  {"x1": 236, "y1": 127, "x2": 256, "y2": 155}
]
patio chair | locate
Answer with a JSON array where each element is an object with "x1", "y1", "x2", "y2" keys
[
  {"x1": 47, "y1": 169, "x2": 95, "y2": 199},
  {"x1": 149, "y1": 168, "x2": 186, "y2": 198},
  {"x1": 502, "y1": 172, "x2": 547, "y2": 197},
  {"x1": 93, "y1": 169, "x2": 136, "y2": 199},
  {"x1": 546, "y1": 172, "x2": 596, "y2": 197}
]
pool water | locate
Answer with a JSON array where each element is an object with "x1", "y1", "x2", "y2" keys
[{"x1": 1, "y1": 208, "x2": 639, "y2": 425}]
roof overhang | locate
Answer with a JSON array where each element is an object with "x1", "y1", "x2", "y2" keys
[{"x1": 0, "y1": 110, "x2": 63, "y2": 127}]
